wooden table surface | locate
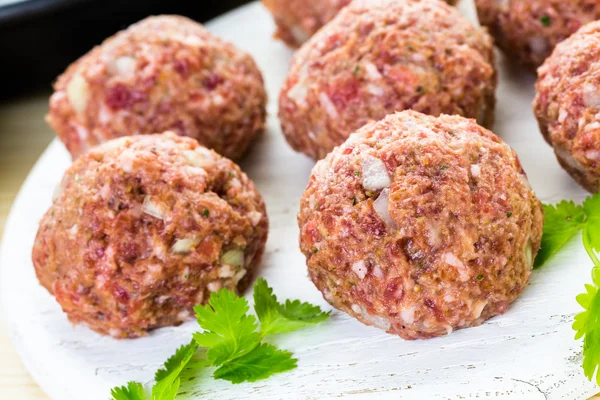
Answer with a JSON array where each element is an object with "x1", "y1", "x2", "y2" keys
[{"x1": 0, "y1": 94, "x2": 53, "y2": 400}]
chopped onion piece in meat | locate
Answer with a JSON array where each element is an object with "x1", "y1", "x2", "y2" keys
[
  {"x1": 400, "y1": 306, "x2": 416, "y2": 324},
  {"x1": 373, "y1": 188, "x2": 396, "y2": 228},
  {"x1": 372, "y1": 264, "x2": 384, "y2": 278},
  {"x1": 115, "y1": 56, "x2": 136, "y2": 77},
  {"x1": 220, "y1": 248, "x2": 244, "y2": 268},
  {"x1": 171, "y1": 237, "x2": 201, "y2": 254},
  {"x1": 247, "y1": 211, "x2": 263, "y2": 227},
  {"x1": 584, "y1": 84, "x2": 600, "y2": 108},
  {"x1": 67, "y1": 74, "x2": 89, "y2": 115},
  {"x1": 352, "y1": 260, "x2": 368, "y2": 279},
  {"x1": 142, "y1": 195, "x2": 166, "y2": 220},
  {"x1": 525, "y1": 241, "x2": 533, "y2": 268},
  {"x1": 219, "y1": 265, "x2": 235, "y2": 278},
  {"x1": 208, "y1": 281, "x2": 222, "y2": 292},
  {"x1": 183, "y1": 149, "x2": 213, "y2": 168},
  {"x1": 351, "y1": 304, "x2": 390, "y2": 330},
  {"x1": 362, "y1": 155, "x2": 391, "y2": 190},
  {"x1": 319, "y1": 92, "x2": 339, "y2": 119},
  {"x1": 587, "y1": 149, "x2": 600, "y2": 161},
  {"x1": 443, "y1": 252, "x2": 470, "y2": 281},
  {"x1": 443, "y1": 252, "x2": 464, "y2": 268},
  {"x1": 366, "y1": 84, "x2": 384, "y2": 96},
  {"x1": 288, "y1": 80, "x2": 308, "y2": 105},
  {"x1": 472, "y1": 300, "x2": 488, "y2": 319},
  {"x1": 232, "y1": 268, "x2": 247, "y2": 285},
  {"x1": 363, "y1": 62, "x2": 382, "y2": 80}
]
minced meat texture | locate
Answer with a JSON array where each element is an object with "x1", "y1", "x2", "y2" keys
[
  {"x1": 279, "y1": 0, "x2": 496, "y2": 160},
  {"x1": 46, "y1": 15, "x2": 267, "y2": 160},
  {"x1": 298, "y1": 111, "x2": 543, "y2": 339},
  {"x1": 32, "y1": 133, "x2": 268, "y2": 338},
  {"x1": 476, "y1": 0, "x2": 600, "y2": 69},
  {"x1": 262, "y1": 0, "x2": 458, "y2": 48},
  {"x1": 534, "y1": 20, "x2": 600, "y2": 193}
]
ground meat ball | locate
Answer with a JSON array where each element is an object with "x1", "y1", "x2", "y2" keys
[
  {"x1": 46, "y1": 15, "x2": 267, "y2": 161},
  {"x1": 262, "y1": 0, "x2": 458, "y2": 48},
  {"x1": 475, "y1": 0, "x2": 600, "y2": 70},
  {"x1": 534, "y1": 21, "x2": 600, "y2": 192},
  {"x1": 298, "y1": 111, "x2": 543, "y2": 339},
  {"x1": 279, "y1": 0, "x2": 496, "y2": 160},
  {"x1": 32, "y1": 133, "x2": 268, "y2": 338}
]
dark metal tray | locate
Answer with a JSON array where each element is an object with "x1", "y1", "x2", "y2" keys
[{"x1": 0, "y1": 0, "x2": 251, "y2": 99}]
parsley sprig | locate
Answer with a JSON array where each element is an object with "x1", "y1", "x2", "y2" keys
[
  {"x1": 574, "y1": 266, "x2": 600, "y2": 385},
  {"x1": 110, "y1": 341, "x2": 198, "y2": 400},
  {"x1": 193, "y1": 289, "x2": 261, "y2": 366},
  {"x1": 534, "y1": 200, "x2": 586, "y2": 268},
  {"x1": 254, "y1": 277, "x2": 330, "y2": 336},
  {"x1": 536, "y1": 193, "x2": 600, "y2": 385},
  {"x1": 110, "y1": 278, "x2": 329, "y2": 399}
]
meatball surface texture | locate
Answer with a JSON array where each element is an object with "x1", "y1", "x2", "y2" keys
[
  {"x1": 47, "y1": 15, "x2": 267, "y2": 160},
  {"x1": 298, "y1": 111, "x2": 543, "y2": 339},
  {"x1": 262, "y1": 0, "x2": 458, "y2": 47},
  {"x1": 32, "y1": 133, "x2": 268, "y2": 338},
  {"x1": 475, "y1": 0, "x2": 600, "y2": 69},
  {"x1": 534, "y1": 21, "x2": 600, "y2": 192},
  {"x1": 279, "y1": 0, "x2": 496, "y2": 160}
]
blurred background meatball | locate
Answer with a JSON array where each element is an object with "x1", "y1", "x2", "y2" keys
[
  {"x1": 46, "y1": 15, "x2": 267, "y2": 160},
  {"x1": 534, "y1": 21, "x2": 600, "y2": 192},
  {"x1": 475, "y1": 0, "x2": 600, "y2": 70},
  {"x1": 262, "y1": 0, "x2": 459, "y2": 48},
  {"x1": 298, "y1": 111, "x2": 543, "y2": 339},
  {"x1": 32, "y1": 133, "x2": 268, "y2": 338},
  {"x1": 279, "y1": 0, "x2": 496, "y2": 160}
]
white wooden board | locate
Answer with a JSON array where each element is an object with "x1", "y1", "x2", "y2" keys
[{"x1": 1, "y1": 1, "x2": 598, "y2": 399}]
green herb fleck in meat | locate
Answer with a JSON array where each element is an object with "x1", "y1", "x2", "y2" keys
[{"x1": 541, "y1": 15, "x2": 551, "y2": 27}]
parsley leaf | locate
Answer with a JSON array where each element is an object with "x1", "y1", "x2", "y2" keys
[
  {"x1": 110, "y1": 342, "x2": 198, "y2": 400},
  {"x1": 110, "y1": 279, "x2": 330, "y2": 398},
  {"x1": 279, "y1": 299, "x2": 330, "y2": 325},
  {"x1": 110, "y1": 381, "x2": 146, "y2": 400},
  {"x1": 193, "y1": 289, "x2": 261, "y2": 365},
  {"x1": 569, "y1": 193, "x2": 600, "y2": 385},
  {"x1": 154, "y1": 341, "x2": 198, "y2": 382},
  {"x1": 254, "y1": 278, "x2": 330, "y2": 336},
  {"x1": 583, "y1": 195, "x2": 600, "y2": 264},
  {"x1": 151, "y1": 341, "x2": 198, "y2": 400},
  {"x1": 574, "y1": 267, "x2": 600, "y2": 385},
  {"x1": 213, "y1": 343, "x2": 297, "y2": 384},
  {"x1": 534, "y1": 200, "x2": 586, "y2": 268}
]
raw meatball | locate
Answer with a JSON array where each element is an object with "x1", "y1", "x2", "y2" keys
[
  {"x1": 475, "y1": 0, "x2": 600, "y2": 70},
  {"x1": 534, "y1": 21, "x2": 600, "y2": 192},
  {"x1": 32, "y1": 133, "x2": 268, "y2": 338},
  {"x1": 298, "y1": 111, "x2": 543, "y2": 339},
  {"x1": 279, "y1": 0, "x2": 496, "y2": 160},
  {"x1": 262, "y1": 0, "x2": 458, "y2": 48},
  {"x1": 46, "y1": 15, "x2": 267, "y2": 161}
]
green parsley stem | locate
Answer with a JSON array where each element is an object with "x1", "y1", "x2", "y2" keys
[{"x1": 583, "y1": 224, "x2": 600, "y2": 266}]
